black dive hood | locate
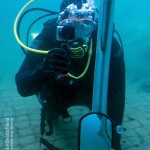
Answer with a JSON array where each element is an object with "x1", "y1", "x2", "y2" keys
[
  {"x1": 74, "y1": 0, "x2": 85, "y2": 9},
  {"x1": 60, "y1": 0, "x2": 87, "y2": 11}
]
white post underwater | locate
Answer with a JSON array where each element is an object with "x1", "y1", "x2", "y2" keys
[{"x1": 92, "y1": 0, "x2": 116, "y2": 114}]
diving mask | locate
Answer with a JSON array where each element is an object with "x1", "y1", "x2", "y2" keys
[{"x1": 56, "y1": 1, "x2": 96, "y2": 44}]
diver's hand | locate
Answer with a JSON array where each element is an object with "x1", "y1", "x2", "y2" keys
[{"x1": 44, "y1": 48, "x2": 71, "y2": 74}]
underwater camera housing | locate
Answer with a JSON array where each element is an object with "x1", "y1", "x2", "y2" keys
[
  {"x1": 56, "y1": 0, "x2": 96, "y2": 43},
  {"x1": 57, "y1": 25, "x2": 75, "y2": 41}
]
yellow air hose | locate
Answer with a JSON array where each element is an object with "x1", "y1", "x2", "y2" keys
[
  {"x1": 13, "y1": 0, "x2": 47, "y2": 54},
  {"x1": 13, "y1": 0, "x2": 93, "y2": 79}
]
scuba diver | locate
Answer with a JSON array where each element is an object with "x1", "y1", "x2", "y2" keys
[{"x1": 15, "y1": 0, "x2": 125, "y2": 150}]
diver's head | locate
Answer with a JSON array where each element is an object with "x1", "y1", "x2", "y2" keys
[
  {"x1": 57, "y1": 0, "x2": 96, "y2": 44},
  {"x1": 60, "y1": 0, "x2": 87, "y2": 11}
]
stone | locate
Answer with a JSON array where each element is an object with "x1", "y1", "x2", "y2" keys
[
  {"x1": 53, "y1": 139, "x2": 68, "y2": 149},
  {"x1": 13, "y1": 138, "x2": 20, "y2": 147},
  {"x1": 122, "y1": 130, "x2": 138, "y2": 138},
  {"x1": 16, "y1": 115, "x2": 29, "y2": 123},
  {"x1": 0, "y1": 131, "x2": 5, "y2": 139},
  {"x1": 30, "y1": 120, "x2": 39, "y2": 126},
  {"x1": 19, "y1": 135, "x2": 35, "y2": 146},
  {"x1": 18, "y1": 128, "x2": 34, "y2": 137},
  {"x1": 144, "y1": 135, "x2": 150, "y2": 145},
  {"x1": 15, "y1": 121, "x2": 30, "y2": 129},
  {"x1": 23, "y1": 143, "x2": 40, "y2": 150},
  {"x1": 12, "y1": 146, "x2": 22, "y2": 150},
  {"x1": 135, "y1": 126, "x2": 149, "y2": 136},
  {"x1": 0, "y1": 139, "x2": 4, "y2": 148},
  {"x1": 123, "y1": 120, "x2": 141, "y2": 130},
  {"x1": 30, "y1": 114, "x2": 40, "y2": 121}
]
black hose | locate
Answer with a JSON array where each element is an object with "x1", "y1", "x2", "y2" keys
[
  {"x1": 17, "y1": 8, "x2": 59, "y2": 36},
  {"x1": 26, "y1": 13, "x2": 56, "y2": 46}
]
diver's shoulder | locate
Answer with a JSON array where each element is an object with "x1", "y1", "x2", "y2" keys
[
  {"x1": 111, "y1": 36, "x2": 124, "y2": 59},
  {"x1": 43, "y1": 17, "x2": 58, "y2": 27}
]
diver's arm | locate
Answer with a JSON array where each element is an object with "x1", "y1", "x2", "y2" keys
[
  {"x1": 15, "y1": 55, "x2": 45, "y2": 97},
  {"x1": 15, "y1": 28, "x2": 49, "y2": 97},
  {"x1": 15, "y1": 20, "x2": 69, "y2": 97}
]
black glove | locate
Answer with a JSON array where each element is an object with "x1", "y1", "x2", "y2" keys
[{"x1": 44, "y1": 48, "x2": 71, "y2": 74}]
